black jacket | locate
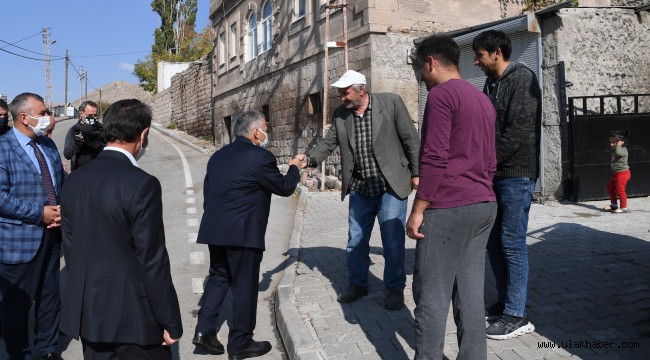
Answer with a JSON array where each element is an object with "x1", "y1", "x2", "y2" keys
[
  {"x1": 483, "y1": 63, "x2": 541, "y2": 179},
  {"x1": 60, "y1": 150, "x2": 182, "y2": 344},
  {"x1": 63, "y1": 121, "x2": 105, "y2": 171},
  {"x1": 197, "y1": 136, "x2": 300, "y2": 250}
]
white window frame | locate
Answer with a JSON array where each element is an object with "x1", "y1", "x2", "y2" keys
[
  {"x1": 246, "y1": 13, "x2": 258, "y2": 62},
  {"x1": 218, "y1": 32, "x2": 226, "y2": 66},
  {"x1": 261, "y1": 1, "x2": 273, "y2": 53},
  {"x1": 229, "y1": 23, "x2": 238, "y2": 58},
  {"x1": 295, "y1": 0, "x2": 306, "y2": 20}
]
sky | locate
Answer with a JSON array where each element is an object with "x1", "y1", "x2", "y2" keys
[{"x1": 0, "y1": 0, "x2": 210, "y2": 105}]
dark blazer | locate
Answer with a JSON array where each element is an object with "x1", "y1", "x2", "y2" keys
[
  {"x1": 60, "y1": 150, "x2": 182, "y2": 344},
  {"x1": 309, "y1": 93, "x2": 420, "y2": 200},
  {"x1": 0, "y1": 129, "x2": 65, "y2": 264},
  {"x1": 197, "y1": 136, "x2": 300, "y2": 250}
]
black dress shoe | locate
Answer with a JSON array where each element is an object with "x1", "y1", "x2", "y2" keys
[
  {"x1": 228, "y1": 340, "x2": 272, "y2": 359},
  {"x1": 337, "y1": 285, "x2": 368, "y2": 303},
  {"x1": 39, "y1": 353, "x2": 62, "y2": 360},
  {"x1": 192, "y1": 331, "x2": 225, "y2": 354}
]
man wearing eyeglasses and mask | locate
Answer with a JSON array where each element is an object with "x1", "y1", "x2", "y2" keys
[
  {"x1": 0, "y1": 93, "x2": 66, "y2": 359},
  {"x1": 63, "y1": 100, "x2": 105, "y2": 171}
]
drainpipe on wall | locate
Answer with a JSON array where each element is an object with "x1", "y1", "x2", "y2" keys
[{"x1": 210, "y1": 55, "x2": 215, "y2": 146}]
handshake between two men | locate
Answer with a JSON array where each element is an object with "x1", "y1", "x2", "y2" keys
[{"x1": 288, "y1": 154, "x2": 309, "y2": 169}]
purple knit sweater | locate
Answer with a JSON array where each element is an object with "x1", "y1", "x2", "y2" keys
[{"x1": 416, "y1": 79, "x2": 497, "y2": 209}]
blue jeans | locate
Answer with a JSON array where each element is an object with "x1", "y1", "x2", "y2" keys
[
  {"x1": 347, "y1": 189, "x2": 407, "y2": 290},
  {"x1": 486, "y1": 176, "x2": 535, "y2": 318}
]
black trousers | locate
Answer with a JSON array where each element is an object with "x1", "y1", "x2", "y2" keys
[
  {"x1": 195, "y1": 246, "x2": 263, "y2": 352},
  {"x1": 81, "y1": 338, "x2": 172, "y2": 360},
  {"x1": 0, "y1": 229, "x2": 61, "y2": 359}
]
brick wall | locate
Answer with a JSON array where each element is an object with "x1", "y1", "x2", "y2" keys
[{"x1": 541, "y1": 8, "x2": 650, "y2": 200}]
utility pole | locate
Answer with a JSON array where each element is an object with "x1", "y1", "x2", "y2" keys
[
  {"x1": 78, "y1": 66, "x2": 85, "y2": 107},
  {"x1": 84, "y1": 70, "x2": 88, "y2": 100},
  {"x1": 42, "y1": 27, "x2": 56, "y2": 109},
  {"x1": 64, "y1": 49, "x2": 69, "y2": 114}
]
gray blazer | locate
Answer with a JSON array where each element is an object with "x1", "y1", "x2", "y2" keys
[{"x1": 309, "y1": 93, "x2": 420, "y2": 200}]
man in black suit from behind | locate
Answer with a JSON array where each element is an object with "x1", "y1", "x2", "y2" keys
[
  {"x1": 60, "y1": 99, "x2": 182, "y2": 360},
  {"x1": 192, "y1": 110, "x2": 304, "y2": 359}
]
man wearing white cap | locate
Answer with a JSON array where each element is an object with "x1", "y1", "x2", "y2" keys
[{"x1": 302, "y1": 70, "x2": 420, "y2": 310}]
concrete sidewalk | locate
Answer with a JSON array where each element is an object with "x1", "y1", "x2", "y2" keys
[{"x1": 277, "y1": 189, "x2": 650, "y2": 360}]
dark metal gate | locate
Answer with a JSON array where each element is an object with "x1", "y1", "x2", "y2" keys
[{"x1": 567, "y1": 94, "x2": 650, "y2": 202}]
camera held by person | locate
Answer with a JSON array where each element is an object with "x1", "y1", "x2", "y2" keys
[
  {"x1": 64, "y1": 101, "x2": 105, "y2": 171},
  {"x1": 73, "y1": 115, "x2": 104, "y2": 148}
]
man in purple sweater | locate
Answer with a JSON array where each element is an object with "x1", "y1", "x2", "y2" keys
[{"x1": 406, "y1": 35, "x2": 497, "y2": 360}]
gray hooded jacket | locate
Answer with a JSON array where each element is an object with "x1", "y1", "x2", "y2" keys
[{"x1": 483, "y1": 62, "x2": 541, "y2": 179}]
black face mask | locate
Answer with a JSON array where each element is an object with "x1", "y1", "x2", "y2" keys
[{"x1": 0, "y1": 116, "x2": 8, "y2": 128}]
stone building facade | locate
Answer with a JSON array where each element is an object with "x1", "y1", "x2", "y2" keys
[
  {"x1": 208, "y1": 0, "x2": 526, "y2": 170},
  {"x1": 540, "y1": 5, "x2": 650, "y2": 199}
]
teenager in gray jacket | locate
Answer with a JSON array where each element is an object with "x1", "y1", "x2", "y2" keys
[{"x1": 473, "y1": 30, "x2": 541, "y2": 340}]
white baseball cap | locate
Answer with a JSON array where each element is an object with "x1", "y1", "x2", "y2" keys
[{"x1": 331, "y1": 70, "x2": 366, "y2": 88}]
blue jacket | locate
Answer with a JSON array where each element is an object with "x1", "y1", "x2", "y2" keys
[{"x1": 0, "y1": 129, "x2": 65, "y2": 264}]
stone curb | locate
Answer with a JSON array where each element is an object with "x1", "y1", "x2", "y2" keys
[
  {"x1": 276, "y1": 186, "x2": 324, "y2": 360},
  {"x1": 150, "y1": 122, "x2": 215, "y2": 155}
]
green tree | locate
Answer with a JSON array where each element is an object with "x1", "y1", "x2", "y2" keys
[{"x1": 134, "y1": 0, "x2": 212, "y2": 92}]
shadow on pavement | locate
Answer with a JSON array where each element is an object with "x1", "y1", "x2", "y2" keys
[
  {"x1": 484, "y1": 222, "x2": 650, "y2": 359},
  {"x1": 298, "y1": 245, "x2": 417, "y2": 359}
]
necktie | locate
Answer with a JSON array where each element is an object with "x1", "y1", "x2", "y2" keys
[{"x1": 28, "y1": 140, "x2": 58, "y2": 205}]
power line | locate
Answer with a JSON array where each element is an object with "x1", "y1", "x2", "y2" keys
[
  {"x1": 0, "y1": 46, "x2": 65, "y2": 61},
  {"x1": 0, "y1": 39, "x2": 52, "y2": 57},
  {"x1": 0, "y1": 31, "x2": 44, "y2": 50},
  {"x1": 68, "y1": 59, "x2": 98, "y2": 91},
  {"x1": 0, "y1": 37, "x2": 148, "y2": 59}
]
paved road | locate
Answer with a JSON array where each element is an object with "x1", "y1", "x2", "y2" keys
[
  {"x1": 0, "y1": 119, "x2": 293, "y2": 359},
  {"x1": 278, "y1": 190, "x2": 650, "y2": 360}
]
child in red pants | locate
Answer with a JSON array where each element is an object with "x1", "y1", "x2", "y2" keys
[{"x1": 603, "y1": 131, "x2": 630, "y2": 213}]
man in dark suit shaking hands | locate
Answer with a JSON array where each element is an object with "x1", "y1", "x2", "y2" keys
[
  {"x1": 60, "y1": 99, "x2": 183, "y2": 360},
  {"x1": 192, "y1": 110, "x2": 303, "y2": 359}
]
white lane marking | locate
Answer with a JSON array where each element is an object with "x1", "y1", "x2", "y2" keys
[
  {"x1": 186, "y1": 198, "x2": 196, "y2": 204},
  {"x1": 187, "y1": 207, "x2": 197, "y2": 214},
  {"x1": 186, "y1": 189, "x2": 195, "y2": 195},
  {"x1": 192, "y1": 278, "x2": 205, "y2": 294},
  {"x1": 153, "y1": 129, "x2": 193, "y2": 189},
  {"x1": 188, "y1": 233, "x2": 198, "y2": 243},
  {"x1": 189, "y1": 252, "x2": 205, "y2": 265},
  {"x1": 188, "y1": 219, "x2": 199, "y2": 227}
]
